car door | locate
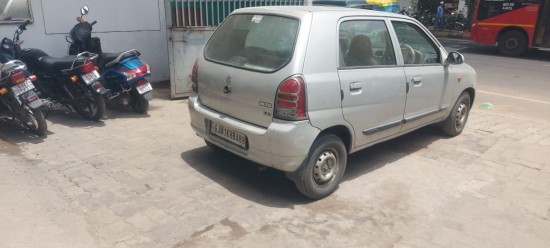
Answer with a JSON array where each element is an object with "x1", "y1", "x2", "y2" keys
[
  {"x1": 337, "y1": 18, "x2": 407, "y2": 149},
  {"x1": 389, "y1": 20, "x2": 449, "y2": 132}
]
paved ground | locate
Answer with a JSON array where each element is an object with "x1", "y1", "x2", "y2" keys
[{"x1": 1, "y1": 85, "x2": 550, "y2": 248}]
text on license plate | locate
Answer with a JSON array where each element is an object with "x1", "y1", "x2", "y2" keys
[
  {"x1": 210, "y1": 122, "x2": 247, "y2": 149},
  {"x1": 82, "y1": 70, "x2": 100, "y2": 85},
  {"x1": 137, "y1": 83, "x2": 153, "y2": 94},
  {"x1": 11, "y1": 79, "x2": 35, "y2": 96}
]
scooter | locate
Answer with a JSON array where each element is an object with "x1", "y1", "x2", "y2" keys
[
  {"x1": 0, "y1": 59, "x2": 47, "y2": 136},
  {"x1": 1, "y1": 20, "x2": 109, "y2": 122},
  {"x1": 67, "y1": 6, "x2": 153, "y2": 114}
]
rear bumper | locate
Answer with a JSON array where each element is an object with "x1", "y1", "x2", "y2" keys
[{"x1": 188, "y1": 94, "x2": 319, "y2": 172}]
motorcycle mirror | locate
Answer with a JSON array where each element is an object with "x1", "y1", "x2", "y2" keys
[{"x1": 81, "y1": 6, "x2": 89, "y2": 16}]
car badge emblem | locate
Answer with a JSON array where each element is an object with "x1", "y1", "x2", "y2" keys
[{"x1": 224, "y1": 76, "x2": 232, "y2": 93}]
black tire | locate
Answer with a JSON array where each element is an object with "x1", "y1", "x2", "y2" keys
[
  {"x1": 498, "y1": 30, "x2": 527, "y2": 56},
  {"x1": 72, "y1": 92, "x2": 106, "y2": 121},
  {"x1": 289, "y1": 134, "x2": 347, "y2": 199},
  {"x1": 204, "y1": 139, "x2": 221, "y2": 151},
  {"x1": 129, "y1": 90, "x2": 149, "y2": 114},
  {"x1": 442, "y1": 92, "x2": 471, "y2": 137},
  {"x1": 18, "y1": 106, "x2": 47, "y2": 136}
]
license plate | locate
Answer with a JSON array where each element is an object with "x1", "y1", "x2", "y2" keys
[
  {"x1": 136, "y1": 82, "x2": 153, "y2": 94},
  {"x1": 210, "y1": 122, "x2": 247, "y2": 149},
  {"x1": 11, "y1": 79, "x2": 35, "y2": 96},
  {"x1": 82, "y1": 70, "x2": 100, "y2": 85}
]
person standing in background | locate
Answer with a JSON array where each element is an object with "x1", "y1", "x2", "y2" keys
[{"x1": 435, "y1": 1, "x2": 444, "y2": 31}]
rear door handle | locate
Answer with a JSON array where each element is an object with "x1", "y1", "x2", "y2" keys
[
  {"x1": 411, "y1": 76, "x2": 422, "y2": 86},
  {"x1": 350, "y1": 82, "x2": 363, "y2": 90}
]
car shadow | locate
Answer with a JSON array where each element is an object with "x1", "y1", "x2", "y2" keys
[
  {"x1": 181, "y1": 125, "x2": 447, "y2": 206},
  {"x1": 181, "y1": 146, "x2": 309, "y2": 208},
  {"x1": 0, "y1": 118, "x2": 49, "y2": 144},
  {"x1": 343, "y1": 125, "x2": 446, "y2": 182}
]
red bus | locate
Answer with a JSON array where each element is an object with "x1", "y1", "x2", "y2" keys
[{"x1": 470, "y1": 0, "x2": 550, "y2": 56}]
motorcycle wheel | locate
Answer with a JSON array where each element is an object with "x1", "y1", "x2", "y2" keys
[
  {"x1": 129, "y1": 89, "x2": 149, "y2": 114},
  {"x1": 72, "y1": 92, "x2": 106, "y2": 121},
  {"x1": 18, "y1": 106, "x2": 47, "y2": 136}
]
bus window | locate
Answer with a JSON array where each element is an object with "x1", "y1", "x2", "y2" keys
[{"x1": 477, "y1": 0, "x2": 540, "y2": 21}]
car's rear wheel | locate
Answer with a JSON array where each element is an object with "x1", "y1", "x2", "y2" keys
[
  {"x1": 290, "y1": 134, "x2": 347, "y2": 199},
  {"x1": 442, "y1": 92, "x2": 471, "y2": 137}
]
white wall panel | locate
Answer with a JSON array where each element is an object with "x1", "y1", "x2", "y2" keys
[
  {"x1": 0, "y1": 0, "x2": 169, "y2": 83},
  {"x1": 41, "y1": 0, "x2": 162, "y2": 34}
]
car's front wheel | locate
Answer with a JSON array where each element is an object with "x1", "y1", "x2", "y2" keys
[
  {"x1": 289, "y1": 134, "x2": 347, "y2": 199},
  {"x1": 442, "y1": 92, "x2": 471, "y2": 137}
]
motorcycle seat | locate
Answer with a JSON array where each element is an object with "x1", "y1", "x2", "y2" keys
[
  {"x1": 97, "y1": 53, "x2": 120, "y2": 68},
  {"x1": 38, "y1": 55, "x2": 79, "y2": 73},
  {"x1": 99, "y1": 50, "x2": 141, "y2": 68}
]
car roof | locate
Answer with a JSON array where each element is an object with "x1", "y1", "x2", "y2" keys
[{"x1": 232, "y1": 6, "x2": 410, "y2": 20}]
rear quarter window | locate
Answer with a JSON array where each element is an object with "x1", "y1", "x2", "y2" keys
[{"x1": 205, "y1": 14, "x2": 299, "y2": 73}]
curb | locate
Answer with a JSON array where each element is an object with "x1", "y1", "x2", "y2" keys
[{"x1": 431, "y1": 30, "x2": 471, "y2": 40}]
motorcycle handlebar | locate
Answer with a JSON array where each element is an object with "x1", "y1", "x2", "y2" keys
[
  {"x1": 90, "y1": 21, "x2": 97, "y2": 26},
  {"x1": 19, "y1": 20, "x2": 31, "y2": 31}
]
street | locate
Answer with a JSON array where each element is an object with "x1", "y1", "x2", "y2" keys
[
  {"x1": 441, "y1": 38, "x2": 550, "y2": 123},
  {"x1": 1, "y1": 40, "x2": 550, "y2": 248}
]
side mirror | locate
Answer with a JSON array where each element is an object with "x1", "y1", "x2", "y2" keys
[
  {"x1": 81, "y1": 6, "x2": 89, "y2": 16},
  {"x1": 445, "y1": 52, "x2": 464, "y2": 65}
]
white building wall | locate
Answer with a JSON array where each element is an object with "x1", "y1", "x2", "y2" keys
[{"x1": 0, "y1": 0, "x2": 170, "y2": 83}]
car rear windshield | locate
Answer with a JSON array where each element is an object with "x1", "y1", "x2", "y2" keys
[{"x1": 205, "y1": 14, "x2": 299, "y2": 73}]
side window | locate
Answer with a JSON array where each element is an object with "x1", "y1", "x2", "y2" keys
[
  {"x1": 339, "y1": 20, "x2": 396, "y2": 67},
  {"x1": 391, "y1": 21, "x2": 440, "y2": 65}
]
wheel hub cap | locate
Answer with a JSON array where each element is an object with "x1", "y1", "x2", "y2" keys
[
  {"x1": 505, "y1": 38, "x2": 518, "y2": 50},
  {"x1": 455, "y1": 102, "x2": 467, "y2": 128},
  {"x1": 313, "y1": 151, "x2": 337, "y2": 185}
]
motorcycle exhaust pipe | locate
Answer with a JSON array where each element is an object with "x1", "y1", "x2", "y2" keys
[
  {"x1": 41, "y1": 99, "x2": 55, "y2": 110},
  {"x1": 108, "y1": 92, "x2": 121, "y2": 100}
]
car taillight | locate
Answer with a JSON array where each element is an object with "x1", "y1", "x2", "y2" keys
[
  {"x1": 274, "y1": 75, "x2": 307, "y2": 121},
  {"x1": 81, "y1": 61, "x2": 95, "y2": 74},
  {"x1": 10, "y1": 71, "x2": 26, "y2": 84},
  {"x1": 191, "y1": 59, "x2": 198, "y2": 93}
]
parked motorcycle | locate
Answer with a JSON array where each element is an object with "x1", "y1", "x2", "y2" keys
[
  {"x1": 445, "y1": 9, "x2": 468, "y2": 31},
  {"x1": 67, "y1": 6, "x2": 153, "y2": 114},
  {"x1": 413, "y1": 9, "x2": 435, "y2": 28},
  {"x1": 1, "y1": 20, "x2": 108, "y2": 122},
  {"x1": 0, "y1": 59, "x2": 47, "y2": 136}
]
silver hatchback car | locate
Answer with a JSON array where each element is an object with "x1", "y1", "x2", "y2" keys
[{"x1": 188, "y1": 6, "x2": 476, "y2": 199}]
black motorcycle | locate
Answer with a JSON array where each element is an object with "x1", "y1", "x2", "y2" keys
[
  {"x1": 1, "y1": 20, "x2": 109, "y2": 121},
  {"x1": 445, "y1": 9, "x2": 468, "y2": 31},
  {"x1": 0, "y1": 60, "x2": 47, "y2": 136}
]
